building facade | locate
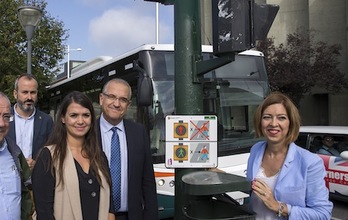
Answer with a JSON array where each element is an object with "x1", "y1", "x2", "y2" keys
[
  {"x1": 202, "y1": 0, "x2": 348, "y2": 125},
  {"x1": 264, "y1": 0, "x2": 348, "y2": 125}
]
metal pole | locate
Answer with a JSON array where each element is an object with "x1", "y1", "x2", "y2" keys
[
  {"x1": 67, "y1": 45, "x2": 70, "y2": 78},
  {"x1": 27, "y1": 38, "x2": 32, "y2": 74},
  {"x1": 156, "y1": 3, "x2": 159, "y2": 44},
  {"x1": 24, "y1": 25, "x2": 35, "y2": 75},
  {"x1": 174, "y1": 0, "x2": 202, "y2": 219}
]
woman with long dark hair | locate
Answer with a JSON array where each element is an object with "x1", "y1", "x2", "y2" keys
[{"x1": 32, "y1": 91, "x2": 115, "y2": 220}]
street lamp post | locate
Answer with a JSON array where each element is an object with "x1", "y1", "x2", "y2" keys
[
  {"x1": 18, "y1": 5, "x2": 42, "y2": 75},
  {"x1": 67, "y1": 45, "x2": 82, "y2": 78}
]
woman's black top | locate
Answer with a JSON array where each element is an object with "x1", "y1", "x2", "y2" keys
[{"x1": 32, "y1": 147, "x2": 112, "y2": 220}]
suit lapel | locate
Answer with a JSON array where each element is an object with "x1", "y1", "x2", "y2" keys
[
  {"x1": 123, "y1": 120, "x2": 132, "y2": 179},
  {"x1": 252, "y1": 142, "x2": 266, "y2": 178},
  {"x1": 9, "y1": 121, "x2": 16, "y2": 141},
  {"x1": 8, "y1": 108, "x2": 17, "y2": 142},
  {"x1": 33, "y1": 112, "x2": 42, "y2": 149},
  {"x1": 276, "y1": 143, "x2": 295, "y2": 183}
]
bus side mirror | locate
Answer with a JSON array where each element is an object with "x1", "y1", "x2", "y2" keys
[
  {"x1": 134, "y1": 60, "x2": 153, "y2": 106},
  {"x1": 137, "y1": 74, "x2": 153, "y2": 106}
]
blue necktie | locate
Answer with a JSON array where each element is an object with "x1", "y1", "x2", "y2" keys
[{"x1": 110, "y1": 127, "x2": 121, "y2": 211}]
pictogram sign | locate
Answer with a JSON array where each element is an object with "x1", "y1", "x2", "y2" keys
[
  {"x1": 174, "y1": 122, "x2": 188, "y2": 139},
  {"x1": 165, "y1": 115, "x2": 218, "y2": 168},
  {"x1": 174, "y1": 144, "x2": 188, "y2": 161}
]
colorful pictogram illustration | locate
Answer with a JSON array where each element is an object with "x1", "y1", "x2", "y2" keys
[
  {"x1": 188, "y1": 143, "x2": 210, "y2": 163},
  {"x1": 200, "y1": 145, "x2": 209, "y2": 161},
  {"x1": 174, "y1": 144, "x2": 188, "y2": 161},
  {"x1": 174, "y1": 122, "x2": 188, "y2": 139},
  {"x1": 165, "y1": 115, "x2": 217, "y2": 168},
  {"x1": 190, "y1": 120, "x2": 210, "y2": 140}
]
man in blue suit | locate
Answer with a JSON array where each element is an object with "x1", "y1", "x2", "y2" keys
[
  {"x1": 7, "y1": 73, "x2": 53, "y2": 170},
  {"x1": 97, "y1": 78, "x2": 158, "y2": 220}
]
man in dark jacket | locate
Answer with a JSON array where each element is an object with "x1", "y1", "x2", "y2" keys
[
  {"x1": 97, "y1": 78, "x2": 158, "y2": 220},
  {"x1": 0, "y1": 91, "x2": 32, "y2": 220},
  {"x1": 7, "y1": 73, "x2": 53, "y2": 170}
]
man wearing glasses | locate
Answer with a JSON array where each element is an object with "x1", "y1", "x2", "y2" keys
[
  {"x1": 97, "y1": 78, "x2": 158, "y2": 220},
  {"x1": 317, "y1": 135, "x2": 341, "y2": 156},
  {"x1": 0, "y1": 92, "x2": 32, "y2": 220}
]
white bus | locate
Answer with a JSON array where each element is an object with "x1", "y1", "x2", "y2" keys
[{"x1": 48, "y1": 44, "x2": 269, "y2": 219}]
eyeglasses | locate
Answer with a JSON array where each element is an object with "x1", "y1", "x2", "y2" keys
[
  {"x1": 325, "y1": 138, "x2": 333, "y2": 142},
  {"x1": 102, "y1": 92, "x2": 131, "y2": 104},
  {"x1": 1, "y1": 114, "x2": 13, "y2": 123}
]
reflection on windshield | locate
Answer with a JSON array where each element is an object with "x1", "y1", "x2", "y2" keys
[
  {"x1": 150, "y1": 81, "x2": 174, "y2": 158},
  {"x1": 148, "y1": 52, "x2": 269, "y2": 162}
]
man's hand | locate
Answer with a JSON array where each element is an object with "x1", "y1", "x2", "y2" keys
[{"x1": 26, "y1": 158, "x2": 36, "y2": 170}]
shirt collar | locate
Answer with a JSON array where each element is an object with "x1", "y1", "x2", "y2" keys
[
  {"x1": 0, "y1": 139, "x2": 7, "y2": 152},
  {"x1": 100, "y1": 113, "x2": 124, "y2": 133}
]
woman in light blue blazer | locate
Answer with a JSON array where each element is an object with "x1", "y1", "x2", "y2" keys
[{"x1": 247, "y1": 92, "x2": 333, "y2": 220}]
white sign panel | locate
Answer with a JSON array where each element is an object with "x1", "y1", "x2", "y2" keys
[{"x1": 165, "y1": 115, "x2": 218, "y2": 168}]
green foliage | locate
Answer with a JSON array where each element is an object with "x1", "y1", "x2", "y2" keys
[
  {"x1": 256, "y1": 30, "x2": 348, "y2": 106},
  {"x1": 0, "y1": 0, "x2": 68, "y2": 107}
]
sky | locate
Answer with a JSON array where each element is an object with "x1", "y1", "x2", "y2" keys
[{"x1": 45, "y1": 0, "x2": 174, "y2": 63}]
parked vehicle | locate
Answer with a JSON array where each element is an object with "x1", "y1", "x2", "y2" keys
[
  {"x1": 295, "y1": 126, "x2": 348, "y2": 202},
  {"x1": 48, "y1": 44, "x2": 270, "y2": 219}
]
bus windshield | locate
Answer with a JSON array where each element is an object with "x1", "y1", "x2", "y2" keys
[{"x1": 142, "y1": 49, "x2": 268, "y2": 160}]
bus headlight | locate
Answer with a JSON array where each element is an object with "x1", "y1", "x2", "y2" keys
[{"x1": 158, "y1": 179, "x2": 165, "y2": 186}]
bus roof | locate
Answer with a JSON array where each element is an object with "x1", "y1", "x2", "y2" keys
[
  {"x1": 71, "y1": 56, "x2": 113, "y2": 75},
  {"x1": 110, "y1": 44, "x2": 264, "y2": 57},
  {"x1": 300, "y1": 126, "x2": 348, "y2": 135},
  {"x1": 49, "y1": 44, "x2": 264, "y2": 89}
]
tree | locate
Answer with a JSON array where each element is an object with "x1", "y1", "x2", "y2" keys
[
  {"x1": 0, "y1": 0, "x2": 68, "y2": 108},
  {"x1": 256, "y1": 30, "x2": 348, "y2": 106}
]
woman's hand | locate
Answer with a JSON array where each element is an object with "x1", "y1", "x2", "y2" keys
[{"x1": 252, "y1": 178, "x2": 278, "y2": 212}]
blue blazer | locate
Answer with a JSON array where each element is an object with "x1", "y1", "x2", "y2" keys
[
  {"x1": 246, "y1": 141, "x2": 333, "y2": 220},
  {"x1": 97, "y1": 118, "x2": 158, "y2": 220},
  {"x1": 7, "y1": 108, "x2": 53, "y2": 160}
]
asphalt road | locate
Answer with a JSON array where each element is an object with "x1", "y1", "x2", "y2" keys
[{"x1": 331, "y1": 199, "x2": 348, "y2": 220}]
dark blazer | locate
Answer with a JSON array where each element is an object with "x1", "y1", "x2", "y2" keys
[
  {"x1": 6, "y1": 137, "x2": 33, "y2": 220},
  {"x1": 7, "y1": 107, "x2": 53, "y2": 159},
  {"x1": 97, "y1": 118, "x2": 158, "y2": 220}
]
